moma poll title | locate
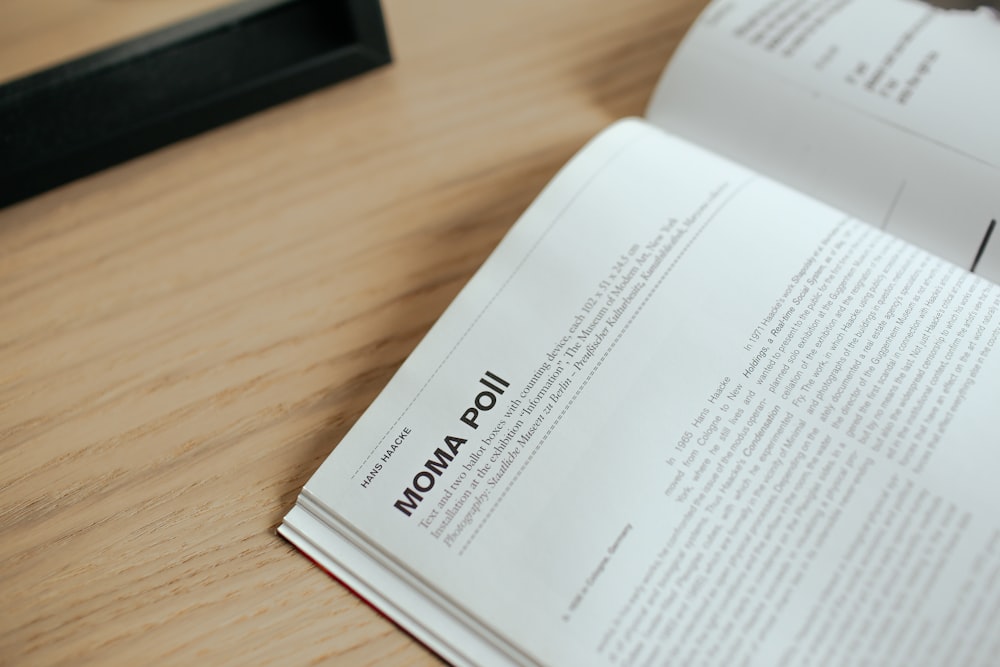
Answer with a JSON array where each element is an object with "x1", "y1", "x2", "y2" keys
[{"x1": 394, "y1": 371, "x2": 509, "y2": 517}]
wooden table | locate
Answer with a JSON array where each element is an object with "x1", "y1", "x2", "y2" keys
[{"x1": 0, "y1": 1, "x2": 706, "y2": 663}]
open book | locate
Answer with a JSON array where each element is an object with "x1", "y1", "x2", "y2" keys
[{"x1": 280, "y1": 1, "x2": 1000, "y2": 665}]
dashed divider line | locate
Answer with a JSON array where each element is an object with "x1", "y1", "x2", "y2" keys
[
  {"x1": 350, "y1": 133, "x2": 648, "y2": 479},
  {"x1": 458, "y1": 179, "x2": 754, "y2": 555}
]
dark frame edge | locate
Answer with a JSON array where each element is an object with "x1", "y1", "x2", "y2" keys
[{"x1": 0, "y1": 0, "x2": 392, "y2": 209}]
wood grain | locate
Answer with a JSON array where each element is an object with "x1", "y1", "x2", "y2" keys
[
  {"x1": 0, "y1": 0, "x2": 235, "y2": 82},
  {"x1": 0, "y1": 0, "x2": 707, "y2": 664}
]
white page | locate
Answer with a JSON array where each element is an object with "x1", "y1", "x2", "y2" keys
[
  {"x1": 646, "y1": 0, "x2": 1000, "y2": 283},
  {"x1": 283, "y1": 119, "x2": 1000, "y2": 666}
]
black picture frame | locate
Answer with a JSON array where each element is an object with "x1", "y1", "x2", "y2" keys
[{"x1": 0, "y1": 0, "x2": 391, "y2": 208}]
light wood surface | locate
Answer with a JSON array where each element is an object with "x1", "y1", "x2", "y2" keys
[
  {"x1": 0, "y1": 0, "x2": 235, "y2": 82},
  {"x1": 0, "y1": 0, "x2": 707, "y2": 664}
]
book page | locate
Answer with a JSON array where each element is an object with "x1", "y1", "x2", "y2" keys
[
  {"x1": 646, "y1": 0, "x2": 1000, "y2": 283},
  {"x1": 282, "y1": 119, "x2": 1000, "y2": 666}
]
